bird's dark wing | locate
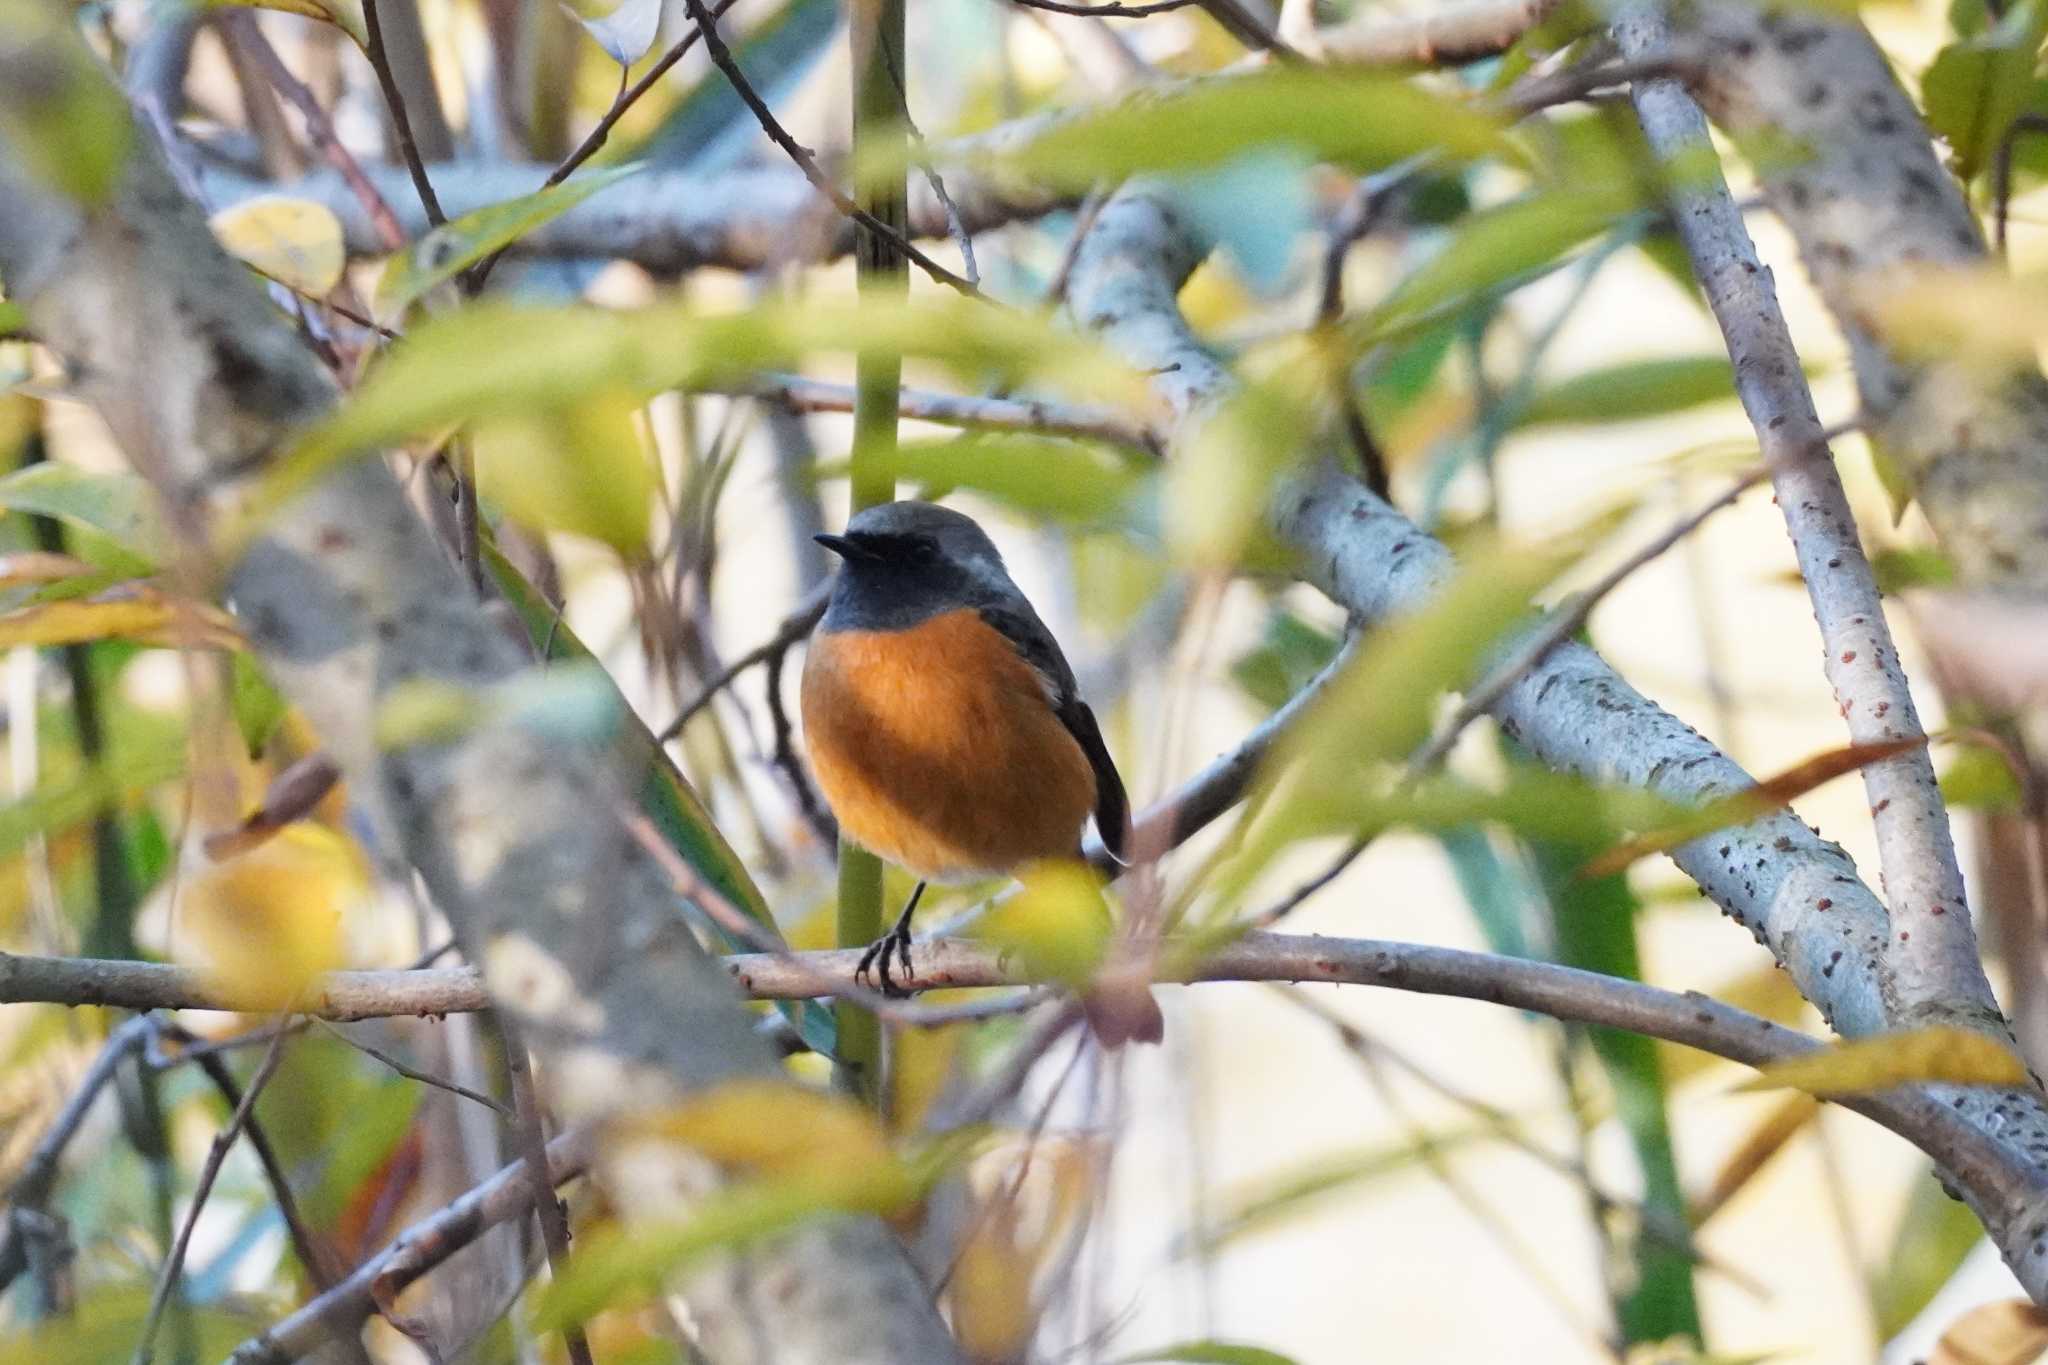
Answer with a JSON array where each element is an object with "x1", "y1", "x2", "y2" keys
[{"x1": 979, "y1": 603, "x2": 1131, "y2": 863}]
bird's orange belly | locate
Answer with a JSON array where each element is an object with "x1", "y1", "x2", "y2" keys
[{"x1": 800, "y1": 609, "x2": 1097, "y2": 881}]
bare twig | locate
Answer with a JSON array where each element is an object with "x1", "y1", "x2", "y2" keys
[
  {"x1": 134, "y1": 1025, "x2": 292, "y2": 1365},
  {"x1": 231, "y1": 21, "x2": 408, "y2": 254},
  {"x1": 764, "y1": 640, "x2": 838, "y2": 846},
  {"x1": 658, "y1": 583, "x2": 830, "y2": 743},
  {"x1": 1007, "y1": 0, "x2": 1200, "y2": 16},
  {"x1": 727, "y1": 375, "x2": 1161, "y2": 455},
  {"x1": 310, "y1": 1017, "x2": 511, "y2": 1115},
  {"x1": 0, "y1": 1016, "x2": 156, "y2": 1296},
  {"x1": 678, "y1": 0, "x2": 983, "y2": 297},
  {"x1": 225, "y1": 1129, "x2": 597, "y2": 1364},
  {"x1": 359, "y1": 0, "x2": 445, "y2": 229},
  {"x1": 1618, "y1": 4, "x2": 1998, "y2": 1033},
  {"x1": 467, "y1": 0, "x2": 745, "y2": 290},
  {"x1": 497, "y1": 1016, "x2": 593, "y2": 1365}
]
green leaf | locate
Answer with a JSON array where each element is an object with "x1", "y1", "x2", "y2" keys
[
  {"x1": 1531, "y1": 835, "x2": 1701, "y2": 1344},
  {"x1": 989, "y1": 68, "x2": 1513, "y2": 189},
  {"x1": 1921, "y1": 0, "x2": 2048, "y2": 182},
  {"x1": 0, "y1": 0, "x2": 134, "y2": 205},
  {"x1": 375, "y1": 163, "x2": 645, "y2": 316},
  {"x1": 0, "y1": 301, "x2": 27, "y2": 338},
  {"x1": 0, "y1": 1287, "x2": 258, "y2": 1362},
  {"x1": 875, "y1": 433, "x2": 1144, "y2": 524},
  {"x1": 1941, "y1": 743, "x2": 2024, "y2": 810},
  {"x1": 1112, "y1": 1344, "x2": 1301, "y2": 1365},
  {"x1": 1872, "y1": 1163, "x2": 1991, "y2": 1338},
  {"x1": 1230, "y1": 609, "x2": 1341, "y2": 713},
  {"x1": 1437, "y1": 823, "x2": 1534, "y2": 959},
  {"x1": 1513, "y1": 356, "x2": 1740, "y2": 429},
  {"x1": 1357, "y1": 187, "x2": 1637, "y2": 345},
  {"x1": 0, "y1": 740, "x2": 185, "y2": 859},
  {"x1": 473, "y1": 388, "x2": 656, "y2": 555},
  {"x1": 0, "y1": 463, "x2": 164, "y2": 575},
  {"x1": 230, "y1": 651, "x2": 289, "y2": 757},
  {"x1": 259, "y1": 296, "x2": 1145, "y2": 517}
]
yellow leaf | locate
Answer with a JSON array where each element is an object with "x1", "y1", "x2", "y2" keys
[
  {"x1": 1930, "y1": 1299, "x2": 2048, "y2": 1365},
  {"x1": 181, "y1": 824, "x2": 364, "y2": 1008},
  {"x1": 949, "y1": 1204, "x2": 1038, "y2": 1361},
  {"x1": 1740, "y1": 1026, "x2": 2029, "y2": 1098},
  {"x1": 0, "y1": 588, "x2": 240, "y2": 649},
  {"x1": 628, "y1": 1078, "x2": 894, "y2": 1178},
  {"x1": 200, "y1": 0, "x2": 367, "y2": 46},
  {"x1": 977, "y1": 861, "x2": 1112, "y2": 987},
  {"x1": 209, "y1": 196, "x2": 348, "y2": 296}
]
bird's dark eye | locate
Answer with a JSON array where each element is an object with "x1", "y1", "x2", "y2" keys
[{"x1": 906, "y1": 537, "x2": 939, "y2": 564}]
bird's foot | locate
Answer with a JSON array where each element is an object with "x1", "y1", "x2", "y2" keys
[{"x1": 854, "y1": 921, "x2": 916, "y2": 998}]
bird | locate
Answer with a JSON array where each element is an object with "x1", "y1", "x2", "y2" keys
[{"x1": 799, "y1": 500, "x2": 1162, "y2": 1045}]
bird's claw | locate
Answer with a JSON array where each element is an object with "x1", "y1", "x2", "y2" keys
[{"x1": 854, "y1": 923, "x2": 916, "y2": 998}]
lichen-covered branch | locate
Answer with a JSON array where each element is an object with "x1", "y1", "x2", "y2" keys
[
  {"x1": 0, "y1": 30, "x2": 961, "y2": 1364},
  {"x1": 1673, "y1": 0, "x2": 2048, "y2": 591},
  {"x1": 205, "y1": 156, "x2": 1070, "y2": 274},
  {"x1": 1614, "y1": 4, "x2": 1996, "y2": 1032},
  {"x1": 1060, "y1": 183, "x2": 2048, "y2": 1303}
]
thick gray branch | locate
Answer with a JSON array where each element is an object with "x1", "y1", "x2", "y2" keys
[
  {"x1": 1673, "y1": 0, "x2": 2048, "y2": 590},
  {"x1": 1061, "y1": 184, "x2": 2048, "y2": 1303},
  {"x1": 0, "y1": 47, "x2": 961, "y2": 1365},
  {"x1": 205, "y1": 157, "x2": 1069, "y2": 274},
  {"x1": 1614, "y1": 5, "x2": 1995, "y2": 1030}
]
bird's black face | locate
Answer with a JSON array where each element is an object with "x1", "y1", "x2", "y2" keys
[{"x1": 815, "y1": 503, "x2": 1022, "y2": 633}]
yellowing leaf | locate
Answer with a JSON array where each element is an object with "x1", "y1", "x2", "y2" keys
[
  {"x1": 0, "y1": 588, "x2": 240, "y2": 649},
  {"x1": 950, "y1": 1202, "x2": 1038, "y2": 1361},
  {"x1": 1168, "y1": 381, "x2": 1315, "y2": 569},
  {"x1": 1868, "y1": 264, "x2": 2048, "y2": 369},
  {"x1": 374, "y1": 679, "x2": 480, "y2": 748},
  {"x1": 209, "y1": 196, "x2": 348, "y2": 296},
  {"x1": 203, "y1": 0, "x2": 367, "y2": 45},
  {"x1": 1740, "y1": 1026, "x2": 2029, "y2": 1098},
  {"x1": 473, "y1": 390, "x2": 654, "y2": 555},
  {"x1": 1929, "y1": 1298, "x2": 2048, "y2": 1365},
  {"x1": 629, "y1": 1078, "x2": 895, "y2": 1177},
  {"x1": 978, "y1": 861, "x2": 1113, "y2": 986},
  {"x1": 181, "y1": 824, "x2": 364, "y2": 1008}
]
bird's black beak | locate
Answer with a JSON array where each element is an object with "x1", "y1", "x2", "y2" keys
[{"x1": 815, "y1": 532, "x2": 864, "y2": 561}]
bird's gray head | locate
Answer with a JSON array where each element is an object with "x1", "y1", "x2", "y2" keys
[{"x1": 815, "y1": 501, "x2": 1019, "y2": 632}]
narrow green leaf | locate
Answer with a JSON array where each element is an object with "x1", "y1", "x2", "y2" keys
[
  {"x1": 1357, "y1": 188, "x2": 1636, "y2": 346},
  {"x1": 375, "y1": 163, "x2": 644, "y2": 315},
  {"x1": 1513, "y1": 356, "x2": 1740, "y2": 429},
  {"x1": 990, "y1": 69, "x2": 1512, "y2": 188},
  {"x1": 1873, "y1": 1163, "x2": 1991, "y2": 1338},
  {"x1": 1112, "y1": 1344, "x2": 1301, "y2": 1365},
  {"x1": 0, "y1": 464, "x2": 164, "y2": 575},
  {"x1": 0, "y1": 0, "x2": 134, "y2": 204},
  {"x1": 1530, "y1": 836, "x2": 1701, "y2": 1344},
  {"x1": 1230, "y1": 609, "x2": 1341, "y2": 713},
  {"x1": 230, "y1": 651, "x2": 289, "y2": 758}
]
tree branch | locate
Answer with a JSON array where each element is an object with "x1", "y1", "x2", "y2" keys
[
  {"x1": 225, "y1": 1129, "x2": 597, "y2": 1364},
  {"x1": 1058, "y1": 182, "x2": 2048, "y2": 1304},
  {"x1": 1670, "y1": 0, "x2": 2048, "y2": 592},
  {"x1": 0, "y1": 32, "x2": 964, "y2": 1364},
  {"x1": 1315, "y1": 0, "x2": 1564, "y2": 66},
  {"x1": 1614, "y1": 2, "x2": 1997, "y2": 1032},
  {"x1": 725, "y1": 374, "x2": 1163, "y2": 455}
]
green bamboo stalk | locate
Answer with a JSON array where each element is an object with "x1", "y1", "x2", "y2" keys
[{"x1": 837, "y1": 0, "x2": 908, "y2": 1106}]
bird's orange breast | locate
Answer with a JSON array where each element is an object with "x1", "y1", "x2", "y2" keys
[{"x1": 800, "y1": 608, "x2": 1097, "y2": 881}]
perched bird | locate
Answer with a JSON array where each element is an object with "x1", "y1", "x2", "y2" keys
[{"x1": 800, "y1": 501, "x2": 1161, "y2": 1045}]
